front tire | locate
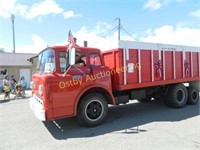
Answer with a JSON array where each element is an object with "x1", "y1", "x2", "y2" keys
[{"x1": 77, "y1": 93, "x2": 108, "y2": 127}]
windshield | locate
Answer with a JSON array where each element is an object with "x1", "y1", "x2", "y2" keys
[
  {"x1": 59, "y1": 51, "x2": 67, "y2": 73},
  {"x1": 37, "y1": 48, "x2": 55, "y2": 73}
]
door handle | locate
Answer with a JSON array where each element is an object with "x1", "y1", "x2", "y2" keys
[
  {"x1": 85, "y1": 68, "x2": 91, "y2": 72},
  {"x1": 85, "y1": 68, "x2": 91, "y2": 73}
]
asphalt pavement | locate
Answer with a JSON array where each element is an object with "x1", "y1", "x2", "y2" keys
[{"x1": 0, "y1": 97, "x2": 200, "y2": 150}]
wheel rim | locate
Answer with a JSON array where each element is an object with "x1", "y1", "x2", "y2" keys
[
  {"x1": 192, "y1": 91, "x2": 198, "y2": 100},
  {"x1": 176, "y1": 89, "x2": 185, "y2": 103},
  {"x1": 85, "y1": 100, "x2": 103, "y2": 121}
]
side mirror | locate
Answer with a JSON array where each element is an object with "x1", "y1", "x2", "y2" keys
[{"x1": 69, "y1": 47, "x2": 75, "y2": 65}]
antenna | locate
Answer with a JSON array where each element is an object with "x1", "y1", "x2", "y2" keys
[
  {"x1": 115, "y1": 18, "x2": 121, "y2": 41},
  {"x1": 11, "y1": 14, "x2": 16, "y2": 53}
]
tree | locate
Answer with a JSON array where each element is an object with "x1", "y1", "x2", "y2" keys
[{"x1": 0, "y1": 48, "x2": 5, "y2": 53}]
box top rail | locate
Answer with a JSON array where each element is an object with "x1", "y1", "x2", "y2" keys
[{"x1": 119, "y1": 40, "x2": 200, "y2": 52}]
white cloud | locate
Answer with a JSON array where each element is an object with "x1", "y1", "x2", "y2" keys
[
  {"x1": 0, "y1": 0, "x2": 82, "y2": 19},
  {"x1": 74, "y1": 27, "x2": 118, "y2": 50},
  {"x1": 63, "y1": 11, "x2": 82, "y2": 19},
  {"x1": 59, "y1": 23, "x2": 136, "y2": 51},
  {"x1": 55, "y1": 25, "x2": 118, "y2": 50},
  {"x1": 0, "y1": 0, "x2": 63, "y2": 19},
  {"x1": 75, "y1": 24, "x2": 200, "y2": 51},
  {"x1": 175, "y1": 22, "x2": 188, "y2": 28},
  {"x1": 141, "y1": 25, "x2": 200, "y2": 47},
  {"x1": 143, "y1": 0, "x2": 177, "y2": 11},
  {"x1": 1, "y1": 34, "x2": 47, "y2": 53},
  {"x1": 190, "y1": 9, "x2": 200, "y2": 18},
  {"x1": 77, "y1": 24, "x2": 200, "y2": 51},
  {"x1": 16, "y1": 3, "x2": 28, "y2": 17},
  {"x1": 18, "y1": 34, "x2": 47, "y2": 53},
  {"x1": 16, "y1": 34, "x2": 47, "y2": 53},
  {"x1": 25, "y1": 0, "x2": 63, "y2": 19},
  {"x1": 21, "y1": 25, "x2": 200, "y2": 52},
  {"x1": 93, "y1": 22, "x2": 113, "y2": 34},
  {"x1": 143, "y1": 0, "x2": 162, "y2": 11},
  {"x1": 5, "y1": 24, "x2": 199, "y2": 54},
  {"x1": 0, "y1": 0, "x2": 16, "y2": 18}
]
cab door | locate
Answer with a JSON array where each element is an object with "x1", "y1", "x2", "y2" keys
[
  {"x1": 89, "y1": 53, "x2": 111, "y2": 87},
  {"x1": 52, "y1": 51, "x2": 92, "y2": 118}
]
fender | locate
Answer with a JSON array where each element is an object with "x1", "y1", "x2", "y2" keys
[{"x1": 73, "y1": 84, "x2": 115, "y2": 115}]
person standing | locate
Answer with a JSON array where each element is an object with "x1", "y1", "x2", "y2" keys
[
  {"x1": 3, "y1": 75, "x2": 10, "y2": 100},
  {"x1": 20, "y1": 76, "x2": 27, "y2": 96},
  {"x1": 10, "y1": 75, "x2": 17, "y2": 93}
]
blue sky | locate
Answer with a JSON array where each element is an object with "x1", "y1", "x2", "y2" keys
[{"x1": 0, "y1": 0, "x2": 200, "y2": 53}]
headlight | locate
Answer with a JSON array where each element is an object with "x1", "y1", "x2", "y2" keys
[{"x1": 38, "y1": 84, "x2": 43, "y2": 96}]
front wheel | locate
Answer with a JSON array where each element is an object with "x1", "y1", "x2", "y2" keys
[{"x1": 77, "y1": 93, "x2": 108, "y2": 127}]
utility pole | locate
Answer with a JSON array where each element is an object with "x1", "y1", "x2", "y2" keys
[
  {"x1": 115, "y1": 18, "x2": 121, "y2": 41},
  {"x1": 11, "y1": 14, "x2": 15, "y2": 53}
]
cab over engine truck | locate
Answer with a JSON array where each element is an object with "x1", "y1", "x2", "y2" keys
[{"x1": 30, "y1": 40, "x2": 200, "y2": 127}]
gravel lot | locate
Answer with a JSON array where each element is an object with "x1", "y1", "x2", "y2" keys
[{"x1": 0, "y1": 98, "x2": 200, "y2": 150}]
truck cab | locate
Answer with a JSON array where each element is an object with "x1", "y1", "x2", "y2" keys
[{"x1": 30, "y1": 45, "x2": 115, "y2": 127}]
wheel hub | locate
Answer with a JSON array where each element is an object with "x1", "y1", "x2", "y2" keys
[{"x1": 86, "y1": 101, "x2": 102, "y2": 120}]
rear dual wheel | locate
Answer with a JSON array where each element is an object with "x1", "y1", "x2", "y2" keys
[
  {"x1": 187, "y1": 87, "x2": 199, "y2": 105},
  {"x1": 164, "y1": 84, "x2": 199, "y2": 108},
  {"x1": 164, "y1": 84, "x2": 188, "y2": 108}
]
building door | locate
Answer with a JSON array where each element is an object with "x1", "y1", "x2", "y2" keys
[{"x1": 20, "y1": 69, "x2": 31, "y2": 88}]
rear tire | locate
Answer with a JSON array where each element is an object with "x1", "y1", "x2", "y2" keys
[
  {"x1": 164, "y1": 84, "x2": 188, "y2": 108},
  {"x1": 77, "y1": 93, "x2": 108, "y2": 127},
  {"x1": 187, "y1": 87, "x2": 199, "y2": 105}
]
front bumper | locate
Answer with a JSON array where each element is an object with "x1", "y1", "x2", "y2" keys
[{"x1": 29, "y1": 94, "x2": 46, "y2": 121}]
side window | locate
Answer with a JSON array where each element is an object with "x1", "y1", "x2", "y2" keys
[
  {"x1": 59, "y1": 52, "x2": 66, "y2": 73},
  {"x1": 75, "y1": 51, "x2": 86, "y2": 67},
  {"x1": 90, "y1": 53, "x2": 102, "y2": 66}
]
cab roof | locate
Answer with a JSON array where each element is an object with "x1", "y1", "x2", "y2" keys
[{"x1": 49, "y1": 45, "x2": 101, "y2": 54}]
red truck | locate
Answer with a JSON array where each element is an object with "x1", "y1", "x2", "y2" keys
[{"x1": 30, "y1": 40, "x2": 200, "y2": 127}]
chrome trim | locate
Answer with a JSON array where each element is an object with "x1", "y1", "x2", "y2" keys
[
  {"x1": 29, "y1": 94, "x2": 45, "y2": 121},
  {"x1": 33, "y1": 94, "x2": 43, "y2": 105}
]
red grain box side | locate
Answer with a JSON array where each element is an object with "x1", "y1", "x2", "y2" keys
[{"x1": 102, "y1": 41, "x2": 200, "y2": 91}]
